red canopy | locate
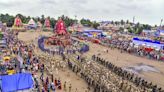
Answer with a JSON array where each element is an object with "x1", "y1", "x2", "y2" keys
[{"x1": 144, "y1": 48, "x2": 153, "y2": 52}]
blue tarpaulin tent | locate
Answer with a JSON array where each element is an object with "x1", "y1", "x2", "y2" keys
[
  {"x1": 82, "y1": 30, "x2": 103, "y2": 37},
  {"x1": 1, "y1": 73, "x2": 33, "y2": 92},
  {"x1": 133, "y1": 38, "x2": 164, "y2": 50},
  {"x1": 83, "y1": 29, "x2": 103, "y2": 33}
]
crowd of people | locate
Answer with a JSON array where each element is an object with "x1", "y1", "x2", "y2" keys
[
  {"x1": 38, "y1": 36, "x2": 89, "y2": 56},
  {"x1": 0, "y1": 30, "x2": 74, "y2": 91},
  {"x1": 92, "y1": 55, "x2": 164, "y2": 92},
  {"x1": 1, "y1": 28, "x2": 163, "y2": 92},
  {"x1": 106, "y1": 38, "x2": 164, "y2": 61},
  {"x1": 66, "y1": 51, "x2": 163, "y2": 92},
  {"x1": 35, "y1": 33, "x2": 164, "y2": 92},
  {"x1": 77, "y1": 35, "x2": 164, "y2": 61}
]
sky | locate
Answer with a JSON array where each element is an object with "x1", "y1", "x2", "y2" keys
[{"x1": 0, "y1": 0, "x2": 163, "y2": 25}]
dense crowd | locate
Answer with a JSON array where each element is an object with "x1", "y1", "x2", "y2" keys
[
  {"x1": 0, "y1": 31, "x2": 68, "y2": 91},
  {"x1": 34, "y1": 35, "x2": 164, "y2": 92},
  {"x1": 38, "y1": 36, "x2": 89, "y2": 56},
  {"x1": 66, "y1": 52, "x2": 164, "y2": 92},
  {"x1": 92, "y1": 55, "x2": 164, "y2": 92},
  {"x1": 78, "y1": 35, "x2": 164, "y2": 61},
  {"x1": 1, "y1": 29, "x2": 163, "y2": 92},
  {"x1": 107, "y1": 39, "x2": 164, "y2": 61}
]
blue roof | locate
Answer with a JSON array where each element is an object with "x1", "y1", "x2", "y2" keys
[
  {"x1": 133, "y1": 38, "x2": 163, "y2": 44},
  {"x1": 159, "y1": 30, "x2": 164, "y2": 33},
  {"x1": 83, "y1": 30, "x2": 103, "y2": 33}
]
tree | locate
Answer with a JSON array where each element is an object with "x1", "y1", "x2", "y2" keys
[
  {"x1": 16, "y1": 14, "x2": 27, "y2": 23},
  {"x1": 115, "y1": 21, "x2": 118, "y2": 25},
  {"x1": 126, "y1": 20, "x2": 129, "y2": 24},
  {"x1": 119, "y1": 27, "x2": 124, "y2": 32},
  {"x1": 25, "y1": 16, "x2": 31, "y2": 23},
  {"x1": 137, "y1": 26, "x2": 143, "y2": 34},
  {"x1": 80, "y1": 18, "x2": 92, "y2": 27},
  {"x1": 120, "y1": 20, "x2": 125, "y2": 25},
  {"x1": 0, "y1": 13, "x2": 14, "y2": 27},
  {"x1": 143, "y1": 24, "x2": 151, "y2": 30},
  {"x1": 111, "y1": 21, "x2": 114, "y2": 24},
  {"x1": 50, "y1": 18, "x2": 56, "y2": 28},
  {"x1": 136, "y1": 22, "x2": 140, "y2": 27},
  {"x1": 41, "y1": 15, "x2": 45, "y2": 24},
  {"x1": 154, "y1": 25, "x2": 157, "y2": 27},
  {"x1": 92, "y1": 22, "x2": 100, "y2": 29},
  {"x1": 0, "y1": 14, "x2": 78, "y2": 27},
  {"x1": 127, "y1": 27, "x2": 133, "y2": 33}
]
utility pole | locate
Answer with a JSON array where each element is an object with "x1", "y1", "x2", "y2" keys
[{"x1": 160, "y1": 19, "x2": 163, "y2": 28}]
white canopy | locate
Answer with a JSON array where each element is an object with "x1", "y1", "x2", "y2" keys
[{"x1": 28, "y1": 19, "x2": 36, "y2": 25}]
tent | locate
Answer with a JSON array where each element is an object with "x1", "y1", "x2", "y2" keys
[
  {"x1": 102, "y1": 32, "x2": 108, "y2": 36},
  {"x1": 27, "y1": 19, "x2": 37, "y2": 29},
  {"x1": 159, "y1": 30, "x2": 164, "y2": 36},
  {"x1": 132, "y1": 37, "x2": 164, "y2": 50},
  {"x1": 82, "y1": 30, "x2": 103, "y2": 37},
  {"x1": 106, "y1": 36, "x2": 112, "y2": 39},
  {"x1": 1, "y1": 73, "x2": 34, "y2": 92},
  {"x1": 83, "y1": 29, "x2": 103, "y2": 33},
  {"x1": 0, "y1": 39, "x2": 6, "y2": 44}
]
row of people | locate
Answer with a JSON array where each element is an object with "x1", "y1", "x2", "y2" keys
[{"x1": 92, "y1": 55, "x2": 164, "y2": 92}]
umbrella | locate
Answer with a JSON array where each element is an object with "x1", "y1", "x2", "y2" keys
[{"x1": 3, "y1": 56, "x2": 10, "y2": 61}]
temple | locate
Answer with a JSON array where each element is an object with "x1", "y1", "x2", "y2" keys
[
  {"x1": 54, "y1": 18, "x2": 67, "y2": 35},
  {"x1": 44, "y1": 18, "x2": 51, "y2": 28},
  {"x1": 13, "y1": 16, "x2": 23, "y2": 27},
  {"x1": 12, "y1": 16, "x2": 25, "y2": 31},
  {"x1": 45, "y1": 18, "x2": 71, "y2": 47}
]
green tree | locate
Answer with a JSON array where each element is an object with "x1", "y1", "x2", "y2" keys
[
  {"x1": 120, "y1": 20, "x2": 125, "y2": 25},
  {"x1": 126, "y1": 20, "x2": 129, "y2": 24},
  {"x1": 115, "y1": 21, "x2": 118, "y2": 25},
  {"x1": 50, "y1": 18, "x2": 56, "y2": 28},
  {"x1": 119, "y1": 27, "x2": 124, "y2": 32},
  {"x1": 80, "y1": 18, "x2": 92, "y2": 27},
  {"x1": 16, "y1": 14, "x2": 27, "y2": 23},
  {"x1": 92, "y1": 21, "x2": 100, "y2": 29},
  {"x1": 143, "y1": 24, "x2": 151, "y2": 30},
  {"x1": 41, "y1": 15, "x2": 45, "y2": 24},
  {"x1": 0, "y1": 13, "x2": 14, "y2": 27},
  {"x1": 111, "y1": 21, "x2": 114, "y2": 24},
  {"x1": 154, "y1": 25, "x2": 157, "y2": 27},
  {"x1": 127, "y1": 27, "x2": 133, "y2": 33}
]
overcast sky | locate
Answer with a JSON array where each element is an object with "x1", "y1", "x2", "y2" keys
[{"x1": 0, "y1": 0, "x2": 163, "y2": 25}]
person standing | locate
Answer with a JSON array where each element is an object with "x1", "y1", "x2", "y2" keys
[
  {"x1": 64, "y1": 81, "x2": 67, "y2": 92},
  {"x1": 69, "y1": 84, "x2": 72, "y2": 92},
  {"x1": 75, "y1": 88, "x2": 78, "y2": 92}
]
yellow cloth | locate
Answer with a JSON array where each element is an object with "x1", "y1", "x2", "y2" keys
[
  {"x1": 3, "y1": 56, "x2": 10, "y2": 61},
  {"x1": 7, "y1": 70, "x2": 15, "y2": 75}
]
